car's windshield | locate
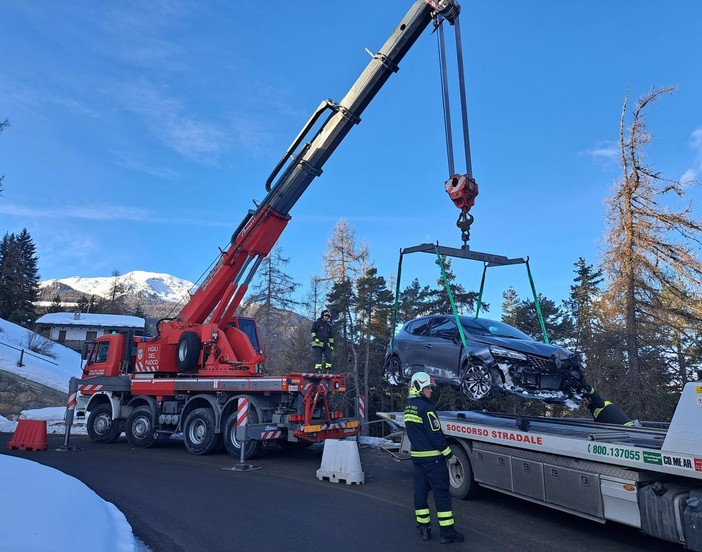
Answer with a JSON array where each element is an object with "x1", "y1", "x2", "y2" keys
[{"x1": 460, "y1": 317, "x2": 532, "y2": 340}]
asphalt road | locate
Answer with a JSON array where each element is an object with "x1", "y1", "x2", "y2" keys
[{"x1": 1, "y1": 432, "x2": 682, "y2": 552}]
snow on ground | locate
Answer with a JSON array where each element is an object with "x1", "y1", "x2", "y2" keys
[
  {"x1": 0, "y1": 318, "x2": 148, "y2": 551},
  {"x1": 1, "y1": 408, "x2": 149, "y2": 551},
  {"x1": 0, "y1": 317, "x2": 392, "y2": 552},
  {"x1": 0, "y1": 317, "x2": 82, "y2": 393},
  {"x1": 0, "y1": 455, "x2": 144, "y2": 552}
]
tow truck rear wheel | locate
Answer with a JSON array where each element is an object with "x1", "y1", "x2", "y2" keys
[
  {"x1": 448, "y1": 444, "x2": 480, "y2": 499},
  {"x1": 125, "y1": 406, "x2": 158, "y2": 448},
  {"x1": 87, "y1": 403, "x2": 122, "y2": 444},
  {"x1": 183, "y1": 408, "x2": 222, "y2": 455},
  {"x1": 223, "y1": 407, "x2": 263, "y2": 460}
]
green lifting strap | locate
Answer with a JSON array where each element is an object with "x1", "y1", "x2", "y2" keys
[
  {"x1": 526, "y1": 258, "x2": 549, "y2": 344},
  {"x1": 434, "y1": 245, "x2": 470, "y2": 352},
  {"x1": 390, "y1": 250, "x2": 404, "y2": 349},
  {"x1": 475, "y1": 262, "x2": 488, "y2": 317}
]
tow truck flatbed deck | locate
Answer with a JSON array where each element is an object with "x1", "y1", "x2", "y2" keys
[{"x1": 378, "y1": 383, "x2": 702, "y2": 481}]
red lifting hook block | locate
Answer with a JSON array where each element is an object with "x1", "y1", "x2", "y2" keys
[
  {"x1": 6, "y1": 419, "x2": 48, "y2": 451},
  {"x1": 445, "y1": 174, "x2": 479, "y2": 211}
]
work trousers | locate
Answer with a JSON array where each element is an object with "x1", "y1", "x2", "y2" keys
[
  {"x1": 413, "y1": 458, "x2": 455, "y2": 533},
  {"x1": 312, "y1": 345, "x2": 333, "y2": 371}
]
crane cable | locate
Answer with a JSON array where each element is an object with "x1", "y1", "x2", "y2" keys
[{"x1": 436, "y1": 15, "x2": 478, "y2": 247}]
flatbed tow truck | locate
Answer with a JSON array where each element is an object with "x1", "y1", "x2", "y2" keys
[{"x1": 379, "y1": 382, "x2": 702, "y2": 550}]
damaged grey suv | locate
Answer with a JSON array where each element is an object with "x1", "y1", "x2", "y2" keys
[{"x1": 384, "y1": 315, "x2": 585, "y2": 402}]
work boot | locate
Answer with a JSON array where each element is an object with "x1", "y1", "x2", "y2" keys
[
  {"x1": 439, "y1": 529, "x2": 464, "y2": 544},
  {"x1": 417, "y1": 525, "x2": 431, "y2": 541}
]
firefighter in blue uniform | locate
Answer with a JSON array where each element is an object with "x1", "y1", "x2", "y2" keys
[
  {"x1": 582, "y1": 385, "x2": 633, "y2": 425},
  {"x1": 404, "y1": 371, "x2": 465, "y2": 544}
]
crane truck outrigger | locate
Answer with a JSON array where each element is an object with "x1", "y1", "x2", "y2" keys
[{"x1": 67, "y1": 0, "x2": 464, "y2": 459}]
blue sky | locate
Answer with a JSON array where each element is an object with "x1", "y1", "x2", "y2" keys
[{"x1": 1, "y1": 1, "x2": 701, "y2": 315}]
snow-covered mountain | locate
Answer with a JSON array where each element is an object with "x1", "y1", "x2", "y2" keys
[{"x1": 40, "y1": 271, "x2": 195, "y2": 304}]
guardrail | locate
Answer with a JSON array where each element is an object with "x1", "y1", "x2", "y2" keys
[{"x1": 0, "y1": 340, "x2": 59, "y2": 367}]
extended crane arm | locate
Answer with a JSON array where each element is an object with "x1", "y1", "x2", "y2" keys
[{"x1": 179, "y1": 0, "x2": 461, "y2": 326}]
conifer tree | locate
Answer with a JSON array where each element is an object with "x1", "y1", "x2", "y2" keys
[
  {"x1": 322, "y1": 220, "x2": 369, "y2": 392},
  {"x1": 47, "y1": 293, "x2": 63, "y2": 314},
  {"x1": 397, "y1": 278, "x2": 433, "y2": 322},
  {"x1": 0, "y1": 228, "x2": 40, "y2": 326},
  {"x1": 426, "y1": 257, "x2": 480, "y2": 314},
  {"x1": 355, "y1": 267, "x2": 394, "y2": 427},
  {"x1": 602, "y1": 87, "x2": 702, "y2": 417},
  {"x1": 243, "y1": 246, "x2": 301, "y2": 374},
  {"x1": 565, "y1": 258, "x2": 604, "y2": 353}
]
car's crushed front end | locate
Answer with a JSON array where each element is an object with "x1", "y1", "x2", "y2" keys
[{"x1": 464, "y1": 343, "x2": 586, "y2": 402}]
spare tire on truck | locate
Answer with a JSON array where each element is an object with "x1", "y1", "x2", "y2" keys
[{"x1": 177, "y1": 331, "x2": 200, "y2": 372}]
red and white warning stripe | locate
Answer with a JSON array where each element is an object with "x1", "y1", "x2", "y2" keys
[
  {"x1": 79, "y1": 384, "x2": 104, "y2": 393},
  {"x1": 237, "y1": 397, "x2": 250, "y2": 427},
  {"x1": 66, "y1": 391, "x2": 77, "y2": 412}
]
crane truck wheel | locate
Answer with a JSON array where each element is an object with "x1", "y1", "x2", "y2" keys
[
  {"x1": 183, "y1": 408, "x2": 222, "y2": 455},
  {"x1": 448, "y1": 444, "x2": 480, "y2": 499},
  {"x1": 87, "y1": 403, "x2": 122, "y2": 444},
  {"x1": 177, "y1": 331, "x2": 200, "y2": 372},
  {"x1": 125, "y1": 406, "x2": 158, "y2": 448},
  {"x1": 223, "y1": 406, "x2": 263, "y2": 459}
]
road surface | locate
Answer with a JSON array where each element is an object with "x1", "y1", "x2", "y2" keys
[{"x1": 1, "y1": 432, "x2": 681, "y2": 552}]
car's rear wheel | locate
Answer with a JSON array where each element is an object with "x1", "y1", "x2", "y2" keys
[
  {"x1": 460, "y1": 362, "x2": 493, "y2": 400},
  {"x1": 384, "y1": 355, "x2": 405, "y2": 386}
]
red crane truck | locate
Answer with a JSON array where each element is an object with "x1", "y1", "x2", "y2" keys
[{"x1": 67, "y1": 0, "x2": 463, "y2": 459}]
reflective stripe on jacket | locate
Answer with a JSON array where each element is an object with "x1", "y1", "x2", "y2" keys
[
  {"x1": 310, "y1": 318, "x2": 333, "y2": 347},
  {"x1": 404, "y1": 395, "x2": 452, "y2": 462}
]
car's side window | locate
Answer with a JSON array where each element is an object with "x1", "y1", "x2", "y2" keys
[
  {"x1": 430, "y1": 318, "x2": 456, "y2": 339},
  {"x1": 408, "y1": 319, "x2": 431, "y2": 336}
]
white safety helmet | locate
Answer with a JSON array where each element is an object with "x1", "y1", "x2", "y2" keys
[{"x1": 410, "y1": 371, "x2": 435, "y2": 394}]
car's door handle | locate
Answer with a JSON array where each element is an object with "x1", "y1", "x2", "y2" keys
[{"x1": 424, "y1": 344, "x2": 432, "y2": 348}]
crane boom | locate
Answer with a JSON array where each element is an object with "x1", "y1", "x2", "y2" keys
[
  {"x1": 73, "y1": 0, "x2": 465, "y2": 465},
  {"x1": 178, "y1": 0, "x2": 461, "y2": 326}
]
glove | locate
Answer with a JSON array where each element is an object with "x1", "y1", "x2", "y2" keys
[
  {"x1": 313, "y1": 338, "x2": 321, "y2": 344},
  {"x1": 447, "y1": 455, "x2": 458, "y2": 466}
]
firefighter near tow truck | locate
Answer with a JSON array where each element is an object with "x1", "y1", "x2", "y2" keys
[
  {"x1": 310, "y1": 309, "x2": 334, "y2": 372},
  {"x1": 404, "y1": 372, "x2": 465, "y2": 544},
  {"x1": 582, "y1": 385, "x2": 633, "y2": 425}
]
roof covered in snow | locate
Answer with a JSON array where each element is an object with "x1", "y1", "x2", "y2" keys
[{"x1": 35, "y1": 312, "x2": 145, "y2": 328}]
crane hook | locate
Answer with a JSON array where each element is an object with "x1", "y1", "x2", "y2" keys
[{"x1": 445, "y1": 173, "x2": 478, "y2": 247}]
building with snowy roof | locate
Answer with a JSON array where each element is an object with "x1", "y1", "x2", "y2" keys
[{"x1": 35, "y1": 312, "x2": 145, "y2": 353}]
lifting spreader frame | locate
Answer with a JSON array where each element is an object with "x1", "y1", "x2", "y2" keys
[{"x1": 390, "y1": 243, "x2": 549, "y2": 351}]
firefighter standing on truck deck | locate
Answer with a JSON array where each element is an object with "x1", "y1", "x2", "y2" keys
[
  {"x1": 404, "y1": 371, "x2": 465, "y2": 544},
  {"x1": 310, "y1": 310, "x2": 334, "y2": 372}
]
